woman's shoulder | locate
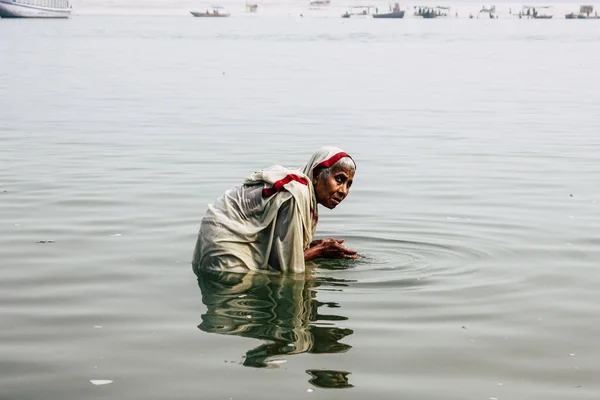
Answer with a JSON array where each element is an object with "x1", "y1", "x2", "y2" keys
[
  {"x1": 245, "y1": 165, "x2": 309, "y2": 186},
  {"x1": 244, "y1": 166, "x2": 310, "y2": 198}
]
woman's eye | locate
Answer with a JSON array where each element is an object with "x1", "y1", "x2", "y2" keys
[{"x1": 335, "y1": 176, "x2": 344, "y2": 183}]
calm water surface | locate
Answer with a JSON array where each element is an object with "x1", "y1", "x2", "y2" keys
[{"x1": 1, "y1": 14, "x2": 599, "y2": 400}]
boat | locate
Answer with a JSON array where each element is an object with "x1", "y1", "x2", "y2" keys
[
  {"x1": 414, "y1": 5, "x2": 449, "y2": 18},
  {"x1": 245, "y1": 2, "x2": 258, "y2": 12},
  {"x1": 190, "y1": 5, "x2": 230, "y2": 17},
  {"x1": 373, "y1": 3, "x2": 405, "y2": 18},
  {"x1": 533, "y1": 9, "x2": 553, "y2": 19},
  {"x1": 566, "y1": 5, "x2": 599, "y2": 19},
  {"x1": 309, "y1": 0, "x2": 330, "y2": 8},
  {"x1": 0, "y1": 0, "x2": 71, "y2": 18},
  {"x1": 519, "y1": 5, "x2": 553, "y2": 19},
  {"x1": 341, "y1": 5, "x2": 374, "y2": 18},
  {"x1": 578, "y1": 4, "x2": 594, "y2": 18},
  {"x1": 478, "y1": 5, "x2": 497, "y2": 19}
]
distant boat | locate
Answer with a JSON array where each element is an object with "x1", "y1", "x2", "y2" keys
[
  {"x1": 566, "y1": 5, "x2": 598, "y2": 19},
  {"x1": 341, "y1": 5, "x2": 373, "y2": 18},
  {"x1": 373, "y1": 2, "x2": 405, "y2": 18},
  {"x1": 519, "y1": 5, "x2": 553, "y2": 19},
  {"x1": 373, "y1": 10, "x2": 404, "y2": 18},
  {"x1": 0, "y1": 0, "x2": 71, "y2": 18},
  {"x1": 478, "y1": 5, "x2": 497, "y2": 19},
  {"x1": 190, "y1": 5, "x2": 230, "y2": 17},
  {"x1": 310, "y1": 0, "x2": 330, "y2": 6},
  {"x1": 246, "y1": 2, "x2": 258, "y2": 12},
  {"x1": 414, "y1": 5, "x2": 449, "y2": 18}
]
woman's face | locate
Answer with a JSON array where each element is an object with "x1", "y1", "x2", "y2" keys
[{"x1": 314, "y1": 165, "x2": 355, "y2": 209}]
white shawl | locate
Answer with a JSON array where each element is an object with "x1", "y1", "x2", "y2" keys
[{"x1": 193, "y1": 147, "x2": 354, "y2": 274}]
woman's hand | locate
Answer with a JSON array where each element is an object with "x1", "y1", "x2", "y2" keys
[
  {"x1": 305, "y1": 238, "x2": 358, "y2": 261},
  {"x1": 309, "y1": 239, "x2": 324, "y2": 248}
]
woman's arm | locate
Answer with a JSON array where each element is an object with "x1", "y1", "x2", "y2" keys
[
  {"x1": 269, "y1": 198, "x2": 306, "y2": 272},
  {"x1": 270, "y1": 198, "x2": 358, "y2": 266}
]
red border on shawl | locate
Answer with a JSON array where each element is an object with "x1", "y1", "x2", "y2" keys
[
  {"x1": 262, "y1": 174, "x2": 309, "y2": 197},
  {"x1": 314, "y1": 152, "x2": 354, "y2": 171}
]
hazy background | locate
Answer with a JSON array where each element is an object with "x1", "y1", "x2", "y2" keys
[{"x1": 69, "y1": 0, "x2": 595, "y2": 16}]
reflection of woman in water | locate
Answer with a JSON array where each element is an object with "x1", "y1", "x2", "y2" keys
[
  {"x1": 193, "y1": 147, "x2": 357, "y2": 274},
  {"x1": 196, "y1": 269, "x2": 354, "y2": 370},
  {"x1": 307, "y1": 369, "x2": 354, "y2": 389}
]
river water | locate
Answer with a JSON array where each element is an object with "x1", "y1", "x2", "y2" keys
[{"x1": 1, "y1": 13, "x2": 599, "y2": 400}]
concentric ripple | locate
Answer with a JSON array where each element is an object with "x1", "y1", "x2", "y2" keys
[{"x1": 313, "y1": 234, "x2": 492, "y2": 288}]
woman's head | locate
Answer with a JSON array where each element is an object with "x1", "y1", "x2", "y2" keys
[
  {"x1": 301, "y1": 147, "x2": 356, "y2": 210},
  {"x1": 312, "y1": 156, "x2": 355, "y2": 210}
]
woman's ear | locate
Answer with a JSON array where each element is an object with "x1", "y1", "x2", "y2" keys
[{"x1": 312, "y1": 167, "x2": 322, "y2": 185}]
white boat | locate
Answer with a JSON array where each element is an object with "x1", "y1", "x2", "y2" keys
[
  {"x1": 190, "y1": 5, "x2": 230, "y2": 17},
  {"x1": 567, "y1": 4, "x2": 599, "y2": 19},
  {"x1": 519, "y1": 5, "x2": 554, "y2": 19},
  {"x1": 414, "y1": 5, "x2": 450, "y2": 18},
  {"x1": 0, "y1": 0, "x2": 71, "y2": 18},
  {"x1": 309, "y1": 0, "x2": 330, "y2": 10},
  {"x1": 245, "y1": 2, "x2": 258, "y2": 12},
  {"x1": 342, "y1": 5, "x2": 374, "y2": 18}
]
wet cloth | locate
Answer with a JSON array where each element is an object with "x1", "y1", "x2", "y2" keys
[{"x1": 192, "y1": 147, "x2": 353, "y2": 273}]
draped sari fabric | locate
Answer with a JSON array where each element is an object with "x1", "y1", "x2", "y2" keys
[{"x1": 192, "y1": 147, "x2": 354, "y2": 274}]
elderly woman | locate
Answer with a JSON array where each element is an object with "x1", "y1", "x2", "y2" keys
[{"x1": 192, "y1": 147, "x2": 357, "y2": 274}]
